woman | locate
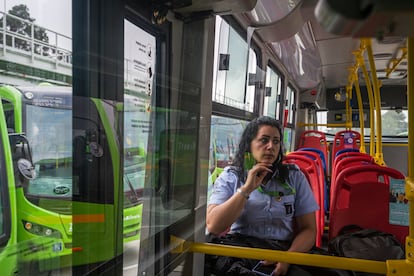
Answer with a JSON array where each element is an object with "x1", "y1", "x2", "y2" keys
[{"x1": 206, "y1": 116, "x2": 319, "y2": 276}]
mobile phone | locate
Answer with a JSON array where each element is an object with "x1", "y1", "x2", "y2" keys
[
  {"x1": 252, "y1": 261, "x2": 274, "y2": 276},
  {"x1": 262, "y1": 163, "x2": 277, "y2": 184}
]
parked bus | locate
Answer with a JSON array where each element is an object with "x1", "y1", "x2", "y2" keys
[
  {"x1": 0, "y1": 85, "x2": 144, "y2": 272},
  {"x1": 0, "y1": 0, "x2": 413, "y2": 275}
]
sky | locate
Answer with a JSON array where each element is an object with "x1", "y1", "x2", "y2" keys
[{"x1": 2, "y1": 0, "x2": 71, "y2": 36}]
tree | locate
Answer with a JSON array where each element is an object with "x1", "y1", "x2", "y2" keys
[
  {"x1": 0, "y1": 4, "x2": 49, "y2": 55},
  {"x1": 381, "y1": 110, "x2": 407, "y2": 136}
]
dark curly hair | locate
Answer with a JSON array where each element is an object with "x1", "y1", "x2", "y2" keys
[{"x1": 231, "y1": 116, "x2": 285, "y2": 179}]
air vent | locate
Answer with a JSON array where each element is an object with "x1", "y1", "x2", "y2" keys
[
  {"x1": 378, "y1": 36, "x2": 405, "y2": 44},
  {"x1": 373, "y1": 53, "x2": 392, "y2": 58},
  {"x1": 376, "y1": 70, "x2": 406, "y2": 79}
]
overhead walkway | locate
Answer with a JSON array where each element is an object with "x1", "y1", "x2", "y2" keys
[{"x1": 0, "y1": 11, "x2": 72, "y2": 86}]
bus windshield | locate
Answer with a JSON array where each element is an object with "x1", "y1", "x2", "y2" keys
[
  {"x1": 123, "y1": 94, "x2": 149, "y2": 208},
  {"x1": 24, "y1": 104, "x2": 72, "y2": 204}
]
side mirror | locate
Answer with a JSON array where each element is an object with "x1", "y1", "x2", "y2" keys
[
  {"x1": 9, "y1": 133, "x2": 36, "y2": 180},
  {"x1": 17, "y1": 158, "x2": 36, "y2": 179}
]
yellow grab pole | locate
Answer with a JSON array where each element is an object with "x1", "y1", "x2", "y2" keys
[
  {"x1": 171, "y1": 238, "x2": 387, "y2": 274},
  {"x1": 386, "y1": 47, "x2": 407, "y2": 78},
  {"x1": 360, "y1": 40, "x2": 376, "y2": 157},
  {"x1": 365, "y1": 38, "x2": 384, "y2": 165},
  {"x1": 354, "y1": 78, "x2": 366, "y2": 153},
  {"x1": 406, "y1": 36, "x2": 414, "y2": 261},
  {"x1": 297, "y1": 122, "x2": 353, "y2": 128}
]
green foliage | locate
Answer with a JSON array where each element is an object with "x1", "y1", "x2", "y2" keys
[
  {"x1": 1, "y1": 4, "x2": 50, "y2": 55},
  {"x1": 382, "y1": 110, "x2": 407, "y2": 136}
]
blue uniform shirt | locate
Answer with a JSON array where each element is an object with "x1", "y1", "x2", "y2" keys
[{"x1": 208, "y1": 165, "x2": 319, "y2": 241}]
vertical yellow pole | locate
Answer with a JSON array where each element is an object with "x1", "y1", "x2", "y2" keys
[
  {"x1": 407, "y1": 37, "x2": 414, "y2": 248},
  {"x1": 354, "y1": 78, "x2": 366, "y2": 153},
  {"x1": 387, "y1": 36, "x2": 414, "y2": 276},
  {"x1": 365, "y1": 39, "x2": 384, "y2": 165},
  {"x1": 360, "y1": 40, "x2": 376, "y2": 157}
]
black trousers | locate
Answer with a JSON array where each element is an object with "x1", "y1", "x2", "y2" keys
[{"x1": 205, "y1": 233, "x2": 312, "y2": 276}]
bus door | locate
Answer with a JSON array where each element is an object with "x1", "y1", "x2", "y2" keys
[
  {"x1": 0, "y1": 97, "x2": 18, "y2": 275},
  {"x1": 0, "y1": 101, "x2": 56, "y2": 274}
]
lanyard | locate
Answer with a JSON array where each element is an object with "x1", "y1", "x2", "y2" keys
[{"x1": 257, "y1": 178, "x2": 296, "y2": 201}]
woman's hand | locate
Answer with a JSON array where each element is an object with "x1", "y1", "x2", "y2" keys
[
  {"x1": 243, "y1": 162, "x2": 273, "y2": 193},
  {"x1": 261, "y1": 260, "x2": 290, "y2": 276}
]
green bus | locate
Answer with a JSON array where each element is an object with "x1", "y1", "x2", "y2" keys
[
  {"x1": 0, "y1": 98, "x2": 20, "y2": 275},
  {"x1": 0, "y1": 84, "x2": 144, "y2": 271},
  {"x1": 0, "y1": 98, "x2": 65, "y2": 274}
]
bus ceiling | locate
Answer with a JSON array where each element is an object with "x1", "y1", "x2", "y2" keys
[
  {"x1": 162, "y1": 0, "x2": 414, "y2": 38},
  {"x1": 314, "y1": 0, "x2": 414, "y2": 38},
  {"x1": 156, "y1": 0, "x2": 409, "y2": 93}
]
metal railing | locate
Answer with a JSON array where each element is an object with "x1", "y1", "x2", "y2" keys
[{"x1": 0, "y1": 11, "x2": 72, "y2": 66}]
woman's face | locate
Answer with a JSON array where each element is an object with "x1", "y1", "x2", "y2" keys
[{"x1": 250, "y1": 125, "x2": 281, "y2": 164}]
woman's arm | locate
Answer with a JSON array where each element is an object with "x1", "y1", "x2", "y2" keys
[
  {"x1": 266, "y1": 212, "x2": 317, "y2": 276},
  {"x1": 206, "y1": 193, "x2": 247, "y2": 235},
  {"x1": 207, "y1": 163, "x2": 273, "y2": 235},
  {"x1": 288, "y1": 212, "x2": 317, "y2": 252}
]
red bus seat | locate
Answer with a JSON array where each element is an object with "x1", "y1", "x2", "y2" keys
[
  {"x1": 284, "y1": 154, "x2": 324, "y2": 247},
  {"x1": 329, "y1": 165, "x2": 408, "y2": 245},
  {"x1": 297, "y1": 130, "x2": 328, "y2": 172},
  {"x1": 330, "y1": 155, "x2": 377, "y2": 207},
  {"x1": 291, "y1": 150, "x2": 328, "y2": 213},
  {"x1": 331, "y1": 130, "x2": 361, "y2": 168},
  {"x1": 331, "y1": 151, "x2": 371, "y2": 173}
]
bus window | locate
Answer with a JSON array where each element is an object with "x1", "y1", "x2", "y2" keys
[
  {"x1": 123, "y1": 94, "x2": 148, "y2": 208},
  {"x1": 1, "y1": 99, "x2": 15, "y2": 132},
  {"x1": 264, "y1": 65, "x2": 283, "y2": 119},
  {"x1": 25, "y1": 104, "x2": 72, "y2": 200},
  {"x1": 209, "y1": 115, "x2": 246, "y2": 177},
  {"x1": 286, "y1": 85, "x2": 296, "y2": 125},
  {"x1": 0, "y1": 136, "x2": 7, "y2": 246},
  {"x1": 318, "y1": 109, "x2": 408, "y2": 137},
  {"x1": 382, "y1": 110, "x2": 408, "y2": 137},
  {"x1": 213, "y1": 17, "x2": 257, "y2": 112},
  {"x1": 0, "y1": 125, "x2": 15, "y2": 275}
]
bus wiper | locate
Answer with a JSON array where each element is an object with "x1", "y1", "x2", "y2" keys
[{"x1": 125, "y1": 174, "x2": 140, "y2": 204}]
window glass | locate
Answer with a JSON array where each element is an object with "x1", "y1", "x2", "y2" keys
[
  {"x1": 0, "y1": 1, "x2": 73, "y2": 273},
  {"x1": 213, "y1": 17, "x2": 256, "y2": 112},
  {"x1": 0, "y1": 1, "x2": 72, "y2": 86},
  {"x1": 210, "y1": 115, "x2": 247, "y2": 171},
  {"x1": 26, "y1": 105, "x2": 72, "y2": 199},
  {"x1": 283, "y1": 127, "x2": 293, "y2": 153},
  {"x1": 317, "y1": 110, "x2": 408, "y2": 137},
  {"x1": 264, "y1": 66, "x2": 282, "y2": 118},
  {"x1": 286, "y1": 86, "x2": 296, "y2": 124},
  {"x1": 208, "y1": 115, "x2": 247, "y2": 197}
]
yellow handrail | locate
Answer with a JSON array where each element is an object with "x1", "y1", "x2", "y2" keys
[
  {"x1": 347, "y1": 51, "x2": 366, "y2": 153},
  {"x1": 171, "y1": 236, "x2": 388, "y2": 274},
  {"x1": 359, "y1": 40, "x2": 376, "y2": 157},
  {"x1": 364, "y1": 38, "x2": 385, "y2": 165},
  {"x1": 386, "y1": 47, "x2": 407, "y2": 78},
  {"x1": 297, "y1": 122, "x2": 353, "y2": 128},
  {"x1": 406, "y1": 36, "x2": 414, "y2": 261},
  {"x1": 353, "y1": 78, "x2": 366, "y2": 153}
]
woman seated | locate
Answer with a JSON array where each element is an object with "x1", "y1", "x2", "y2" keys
[{"x1": 206, "y1": 116, "x2": 319, "y2": 276}]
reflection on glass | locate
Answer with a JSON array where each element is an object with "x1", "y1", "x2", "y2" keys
[
  {"x1": 26, "y1": 105, "x2": 72, "y2": 206},
  {"x1": 209, "y1": 115, "x2": 247, "y2": 185}
]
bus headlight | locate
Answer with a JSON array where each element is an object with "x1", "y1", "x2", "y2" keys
[{"x1": 22, "y1": 220, "x2": 62, "y2": 238}]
